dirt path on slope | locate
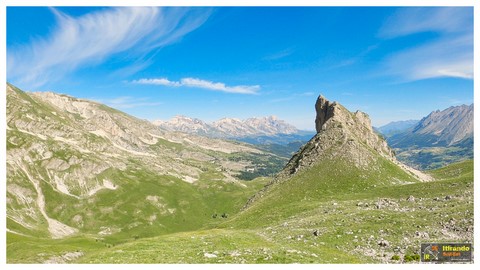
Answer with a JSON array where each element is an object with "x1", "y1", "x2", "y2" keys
[{"x1": 393, "y1": 159, "x2": 434, "y2": 182}]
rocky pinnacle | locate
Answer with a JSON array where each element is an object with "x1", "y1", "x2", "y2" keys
[{"x1": 315, "y1": 95, "x2": 335, "y2": 133}]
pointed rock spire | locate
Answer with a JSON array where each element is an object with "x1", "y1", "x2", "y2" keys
[{"x1": 315, "y1": 95, "x2": 335, "y2": 133}]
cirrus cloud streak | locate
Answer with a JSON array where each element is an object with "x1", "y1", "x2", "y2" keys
[
  {"x1": 133, "y1": 77, "x2": 260, "y2": 95},
  {"x1": 7, "y1": 7, "x2": 211, "y2": 88},
  {"x1": 379, "y1": 7, "x2": 473, "y2": 81}
]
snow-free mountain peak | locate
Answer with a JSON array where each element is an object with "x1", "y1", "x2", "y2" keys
[
  {"x1": 154, "y1": 115, "x2": 299, "y2": 138},
  {"x1": 243, "y1": 94, "x2": 432, "y2": 210}
]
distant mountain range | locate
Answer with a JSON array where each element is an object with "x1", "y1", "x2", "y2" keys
[
  {"x1": 385, "y1": 104, "x2": 473, "y2": 148},
  {"x1": 153, "y1": 115, "x2": 315, "y2": 147},
  {"x1": 376, "y1": 120, "x2": 419, "y2": 137},
  {"x1": 153, "y1": 115, "x2": 298, "y2": 137},
  {"x1": 377, "y1": 104, "x2": 473, "y2": 169}
]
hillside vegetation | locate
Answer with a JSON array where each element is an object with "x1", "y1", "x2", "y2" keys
[
  {"x1": 7, "y1": 84, "x2": 473, "y2": 264},
  {"x1": 8, "y1": 160, "x2": 471, "y2": 263}
]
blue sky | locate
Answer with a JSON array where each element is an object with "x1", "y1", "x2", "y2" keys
[{"x1": 7, "y1": 6, "x2": 473, "y2": 130}]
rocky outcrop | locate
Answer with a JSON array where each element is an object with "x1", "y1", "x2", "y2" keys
[
  {"x1": 280, "y1": 95, "x2": 395, "y2": 178},
  {"x1": 243, "y1": 94, "x2": 431, "y2": 210},
  {"x1": 315, "y1": 95, "x2": 335, "y2": 133}
]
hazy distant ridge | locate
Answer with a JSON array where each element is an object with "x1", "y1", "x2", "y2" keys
[{"x1": 153, "y1": 115, "x2": 301, "y2": 138}]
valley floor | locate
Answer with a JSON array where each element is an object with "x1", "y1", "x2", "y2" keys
[{"x1": 7, "y1": 160, "x2": 474, "y2": 264}]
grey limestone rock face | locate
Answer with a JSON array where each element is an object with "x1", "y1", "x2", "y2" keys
[
  {"x1": 315, "y1": 95, "x2": 335, "y2": 133},
  {"x1": 243, "y1": 94, "x2": 406, "y2": 209},
  {"x1": 288, "y1": 94, "x2": 395, "y2": 177},
  {"x1": 411, "y1": 104, "x2": 473, "y2": 146}
]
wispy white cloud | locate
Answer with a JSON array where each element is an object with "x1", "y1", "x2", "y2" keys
[
  {"x1": 384, "y1": 34, "x2": 472, "y2": 81},
  {"x1": 182, "y1": 78, "x2": 260, "y2": 94},
  {"x1": 133, "y1": 77, "x2": 260, "y2": 95},
  {"x1": 134, "y1": 78, "x2": 181, "y2": 87},
  {"x1": 94, "y1": 96, "x2": 162, "y2": 109},
  {"x1": 7, "y1": 7, "x2": 211, "y2": 88},
  {"x1": 379, "y1": 7, "x2": 473, "y2": 81},
  {"x1": 379, "y1": 7, "x2": 472, "y2": 38}
]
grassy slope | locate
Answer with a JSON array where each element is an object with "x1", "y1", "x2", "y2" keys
[
  {"x1": 7, "y1": 233, "x2": 105, "y2": 264},
  {"x1": 47, "y1": 160, "x2": 472, "y2": 264},
  {"x1": 8, "y1": 158, "x2": 474, "y2": 263},
  {"x1": 7, "y1": 84, "x2": 473, "y2": 264},
  {"x1": 226, "y1": 155, "x2": 419, "y2": 229},
  {"x1": 40, "y1": 164, "x2": 271, "y2": 242},
  {"x1": 79, "y1": 229, "x2": 363, "y2": 264},
  {"x1": 7, "y1": 174, "x2": 268, "y2": 263},
  {"x1": 7, "y1": 84, "x2": 288, "y2": 263}
]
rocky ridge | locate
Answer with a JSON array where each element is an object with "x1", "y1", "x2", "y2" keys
[
  {"x1": 388, "y1": 104, "x2": 473, "y2": 148},
  {"x1": 243, "y1": 94, "x2": 432, "y2": 210},
  {"x1": 413, "y1": 104, "x2": 473, "y2": 146},
  {"x1": 384, "y1": 104, "x2": 473, "y2": 170},
  {"x1": 279, "y1": 95, "x2": 396, "y2": 178},
  {"x1": 153, "y1": 115, "x2": 299, "y2": 138},
  {"x1": 6, "y1": 83, "x2": 279, "y2": 239},
  {"x1": 152, "y1": 115, "x2": 219, "y2": 136}
]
